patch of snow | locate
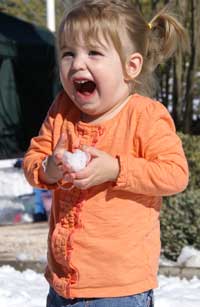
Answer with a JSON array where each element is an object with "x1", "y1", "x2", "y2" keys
[
  {"x1": 178, "y1": 246, "x2": 200, "y2": 268},
  {"x1": 0, "y1": 266, "x2": 200, "y2": 307},
  {"x1": 159, "y1": 255, "x2": 177, "y2": 267},
  {"x1": 0, "y1": 168, "x2": 33, "y2": 197}
]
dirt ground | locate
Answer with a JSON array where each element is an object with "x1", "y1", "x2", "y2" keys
[
  {"x1": 0, "y1": 222, "x2": 48, "y2": 261},
  {"x1": 0, "y1": 222, "x2": 200, "y2": 279}
]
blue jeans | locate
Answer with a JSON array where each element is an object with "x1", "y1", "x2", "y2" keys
[{"x1": 46, "y1": 287, "x2": 154, "y2": 307}]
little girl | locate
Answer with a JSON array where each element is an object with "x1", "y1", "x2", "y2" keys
[{"x1": 23, "y1": 1, "x2": 189, "y2": 306}]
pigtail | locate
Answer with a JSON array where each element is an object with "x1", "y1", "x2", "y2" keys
[{"x1": 146, "y1": 8, "x2": 189, "y2": 71}]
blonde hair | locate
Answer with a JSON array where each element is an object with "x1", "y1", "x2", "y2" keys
[{"x1": 57, "y1": 0, "x2": 189, "y2": 97}]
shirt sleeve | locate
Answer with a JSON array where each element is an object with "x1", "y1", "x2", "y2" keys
[
  {"x1": 114, "y1": 101, "x2": 189, "y2": 196},
  {"x1": 23, "y1": 93, "x2": 63, "y2": 190}
]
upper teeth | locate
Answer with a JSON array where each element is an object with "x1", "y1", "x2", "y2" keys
[{"x1": 75, "y1": 80, "x2": 88, "y2": 84}]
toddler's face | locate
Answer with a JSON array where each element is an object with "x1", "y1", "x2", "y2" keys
[{"x1": 59, "y1": 31, "x2": 130, "y2": 122}]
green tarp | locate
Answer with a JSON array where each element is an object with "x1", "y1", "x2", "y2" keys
[{"x1": 0, "y1": 12, "x2": 59, "y2": 158}]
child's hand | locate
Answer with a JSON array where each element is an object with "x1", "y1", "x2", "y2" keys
[
  {"x1": 39, "y1": 134, "x2": 73, "y2": 184},
  {"x1": 67, "y1": 146, "x2": 120, "y2": 190}
]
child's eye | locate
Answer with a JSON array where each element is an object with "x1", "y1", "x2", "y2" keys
[
  {"x1": 89, "y1": 50, "x2": 102, "y2": 56},
  {"x1": 61, "y1": 51, "x2": 74, "y2": 58}
]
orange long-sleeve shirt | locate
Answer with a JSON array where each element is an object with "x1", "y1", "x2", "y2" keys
[{"x1": 23, "y1": 91, "x2": 188, "y2": 298}]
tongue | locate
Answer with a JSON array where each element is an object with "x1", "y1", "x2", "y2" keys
[{"x1": 76, "y1": 81, "x2": 96, "y2": 94}]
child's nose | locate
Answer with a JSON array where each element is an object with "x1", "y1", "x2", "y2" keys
[{"x1": 72, "y1": 55, "x2": 86, "y2": 70}]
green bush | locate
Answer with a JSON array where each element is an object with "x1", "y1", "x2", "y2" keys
[
  {"x1": 180, "y1": 133, "x2": 200, "y2": 189},
  {"x1": 160, "y1": 133, "x2": 200, "y2": 261}
]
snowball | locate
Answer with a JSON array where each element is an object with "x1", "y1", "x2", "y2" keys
[{"x1": 62, "y1": 149, "x2": 90, "y2": 172}]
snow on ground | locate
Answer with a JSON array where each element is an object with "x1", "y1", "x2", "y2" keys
[
  {"x1": 0, "y1": 266, "x2": 48, "y2": 307},
  {"x1": 177, "y1": 246, "x2": 200, "y2": 267},
  {"x1": 0, "y1": 159, "x2": 33, "y2": 197},
  {"x1": 0, "y1": 265, "x2": 200, "y2": 307},
  {"x1": 154, "y1": 275, "x2": 200, "y2": 307},
  {"x1": 159, "y1": 246, "x2": 200, "y2": 268},
  {"x1": 0, "y1": 159, "x2": 18, "y2": 169},
  {"x1": 0, "y1": 159, "x2": 34, "y2": 224}
]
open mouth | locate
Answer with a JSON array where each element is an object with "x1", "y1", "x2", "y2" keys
[{"x1": 74, "y1": 80, "x2": 96, "y2": 95}]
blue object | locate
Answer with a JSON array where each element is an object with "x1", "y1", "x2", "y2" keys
[
  {"x1": 33, "y1": 188, "x2": 46, "y2": 214},
  {"x1": 46, "y1": 287, "x2": 154, "y2": 307}
]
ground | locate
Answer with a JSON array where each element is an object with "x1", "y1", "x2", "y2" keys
[
  {"x1": 0, "y1": 220, "x2": 200, "y2": 278},
  {"x1": 0, "y1": 222, "x2": 48, "y2": 262}
]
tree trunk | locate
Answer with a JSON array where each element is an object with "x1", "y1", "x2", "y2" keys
[{"x1": 183, "y1": 0, "x2": 196, "y2": 133}]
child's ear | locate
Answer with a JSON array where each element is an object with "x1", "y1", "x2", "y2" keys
[{"x1": 125, "y1": 52, "x2": 143, "y2": 80}]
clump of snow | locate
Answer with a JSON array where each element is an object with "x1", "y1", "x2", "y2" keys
[
  {"x1": 0, "y1": 168, "x2": 33, "y2": 197},
  {"x1": 160, "y1": 246, "x2": 200, "y2": 268},
  {"x1": 15, "y1": 253, "x2": 47, "y2": 263},
  {"x1": 0, "y1": 159, "x2": 17, "y2": 169},
  {"x1": 21, "y1": 212, "x2": 33, "y2": 223},
  {"x1": 63, "y1": 149, "x2": 90, "y2": 172},
  {"x1": 0, "y1": 159, "x2": 34, "y2": 224},
  {"x1": 38, "y1": 255, "x2": 47, "y2": 263},
  {"x1": 177, "y1": 246, "x2": 200, "y2": 268},
  {"x1": 16, "y1": 253, "x2": 33, "y2": 262},
  {"x1": 159, "y1": 255, "x2": 177, "y2": 267}
]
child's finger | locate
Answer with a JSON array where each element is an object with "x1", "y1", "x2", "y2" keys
[
  {"x1": 62, "y1": 161, "x2": 75, "y2": 173},
  {"x1": 82, "y1": 145, "x2": 101, "y2": 158},
  {"x1": 72, "y1": 138, "x2": 81, "y2": 151},
  {"x1": 54, "y1": 152, "x2": 63, "y2": 163},
  {"x1": 64, "y1": 173, "x2": 76, "y2": 182},
  {"x1": 73, "y1": 178, "x2": 89, "y2": 190},
  {"x1": 64, "y1": 174, "x2": 72, "y2": 182},
  {"x1": 73, "y1": 160, "x2": 94, "y2": 179},
  {"x1": 55, "y1": 133, "x2": 68, "y2": 152}
]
